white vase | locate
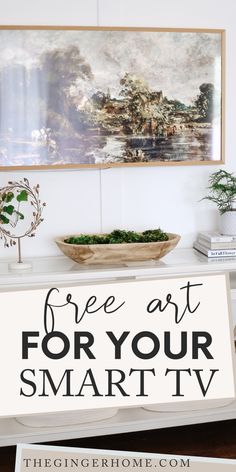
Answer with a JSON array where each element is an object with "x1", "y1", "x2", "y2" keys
[{"x1": 220, "y1": 211, "x2": 236, "y2": 235}]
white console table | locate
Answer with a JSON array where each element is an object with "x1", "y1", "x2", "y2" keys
[{"x1": 0, "y1": 248, "x2": 236, "y2": 447}]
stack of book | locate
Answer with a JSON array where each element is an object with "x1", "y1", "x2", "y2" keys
[{"x1": 193, "y1": 231, "x2": 236, "y2": 258}]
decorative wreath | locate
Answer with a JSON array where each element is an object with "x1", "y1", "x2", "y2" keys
[{"x1": 0, "y1": 178, "x2": 46, "y2": 247}]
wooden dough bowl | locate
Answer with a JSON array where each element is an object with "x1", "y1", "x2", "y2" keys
[{"x1": 55, "y1": 233, "x2": 181, "y2": 266}]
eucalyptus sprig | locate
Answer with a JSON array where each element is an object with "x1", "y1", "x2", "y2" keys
[{"x1": 0, "y1": 178, "x2": 46, "y2": 247}]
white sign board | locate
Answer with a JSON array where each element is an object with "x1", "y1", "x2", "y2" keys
[
  {"x1": 15, "y1": 444, "x2": 236, "y2": 472},
  {"x1": 0, "y1": 272, "x2": 235, "y2": 417}
]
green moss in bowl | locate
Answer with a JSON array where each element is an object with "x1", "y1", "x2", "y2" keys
[{"x1": 64, "y1": 229, "x2": 169, "y2": 245}]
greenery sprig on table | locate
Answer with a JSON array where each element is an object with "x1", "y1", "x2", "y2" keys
[
  {"x1": 0, "y1": 178, "x2": 46, "y2": 267},
  {"x1": 65, "y1": 229, "x2": 169, "y2": 245},
  {"x1": 0, "y1": 178, "x2": 46, "y2": 248}
]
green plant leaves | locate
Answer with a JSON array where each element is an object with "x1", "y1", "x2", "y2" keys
[
  {"x1": 0, "y1": 179, "x2": 45, "y2": 248},
  {"x1": 2, "y1": 205, "x2": 14, "y2": 215},
  {"x1": 2, "y1": 192, "x2": 14, "y2": 203},
  {"x1": 0, "y1": 214, "x2": 10, "y2": 224},
  {"x1": 0, "y1": 190, "x2": 27, "y2": 226},
  {"x1": 16, "y1": 190, "x2": 28, "y2": 202},
  {"x1": 15, "y1": 210, "x2": 24, "y2": 220},
  {"x1": 203, "y1": 169, "x2": 236, "y2": 214},
  {"x1": 65, "y1": 228, "x2": 169, "y2": 246}
]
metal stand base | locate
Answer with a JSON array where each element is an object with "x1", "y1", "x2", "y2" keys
[{"x1": 8, "y1": 261, "x2": 32, "y2": 271}]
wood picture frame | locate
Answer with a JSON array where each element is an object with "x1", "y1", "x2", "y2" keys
[{"x1": 0, "y1": 26, "x2": 225, "y2": 170}]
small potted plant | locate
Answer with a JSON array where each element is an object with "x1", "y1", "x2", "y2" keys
[{"x1": 203, "y1": 169, "x2": 236, "y2": 235}]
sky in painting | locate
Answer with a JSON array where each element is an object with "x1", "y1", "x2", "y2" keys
[{"x1": 0, "y1": 29, "x2": 222, "y2": 105}]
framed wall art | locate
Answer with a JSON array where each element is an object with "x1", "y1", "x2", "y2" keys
[{"x1": 0, "y1": 26, "x2": 225, "y2": 170}]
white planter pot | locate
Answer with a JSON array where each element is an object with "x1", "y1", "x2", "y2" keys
[
  {"x1": 16, "y1": 408, "x2": 118, "y2": 428},
  {"x1": 220, "y1": 211, "x2": 236, "y2": 235}
]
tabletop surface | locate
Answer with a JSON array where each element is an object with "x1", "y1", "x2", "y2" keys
[{"x1": 0, "y1": 248, "x2": 236, "y2": 286}]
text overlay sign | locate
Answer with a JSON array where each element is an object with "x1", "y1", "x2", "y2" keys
[
  {"x1": 0, "y1": 272, "x2": 235, "y2": 416},
  {"x1": 15, "y1": 444, "x2": 236, "y2": 472}
]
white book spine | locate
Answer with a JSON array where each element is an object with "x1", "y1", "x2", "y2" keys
[
  {"x1": 198, "y1": 232, "x2": 236, "y2": 243},
  {"x1": 193, "y1": 242, "x2": 236, "y2": 257},
  {"x1": 197, "y1": 237, "x2": 236, "y2": 250}
]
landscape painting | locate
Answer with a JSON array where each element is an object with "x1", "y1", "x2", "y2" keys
[{"x1": 0, "y1": 27, "x2": 224, "y2": 169}]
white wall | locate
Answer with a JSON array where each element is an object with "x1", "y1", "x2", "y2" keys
[{"x1": 0, "y1": 0, "x2": 235, "y2": 259}]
